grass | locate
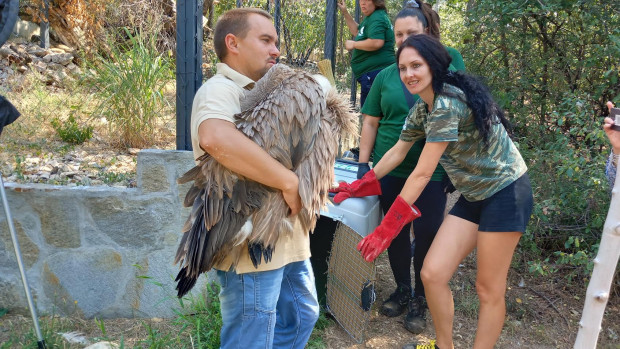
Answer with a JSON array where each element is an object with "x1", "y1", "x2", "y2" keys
[
  {"x1": 307, "y1": 311, "x2": 334, "y2": 349},
  {"x1": 82, "y1": 28, "x2": 174, "y2": 149},
  {"x1": 452, "y1": 279, "x2": 480, "y2": 319},
  {"x1": 0, "y1": 282, "x2": 335, "y2": 348},
  {"x1": 0, "y1": 314, "x2": 77, "y2": 348}
]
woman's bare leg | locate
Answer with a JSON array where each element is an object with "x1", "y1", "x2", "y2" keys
[
  {"x1": 421, "y1": 215, "x2": 478, "y2": 349},
  {"x1": 473, "y1": 231, "x2": 521, "y2": 349}
]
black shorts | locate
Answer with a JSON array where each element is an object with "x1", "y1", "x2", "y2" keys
[{"x1": 448, "y1": 173, "x2": 533, "y2": 233}]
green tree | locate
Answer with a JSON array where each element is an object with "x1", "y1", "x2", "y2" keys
[{"x1": 440, "y1": 0, "x2": 619, "y2": 281}]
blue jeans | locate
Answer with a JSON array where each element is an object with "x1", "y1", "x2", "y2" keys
[
  {"x1": 356, "y1": 68, "x2": 383, "y2": 107},
  {"x1": 217, "y1": 259, "x2": 320, "y2": 349}
]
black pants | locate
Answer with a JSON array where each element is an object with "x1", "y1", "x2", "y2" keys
[{"x1": 379, "y1": 175, "x2": 447, "y2": 297}]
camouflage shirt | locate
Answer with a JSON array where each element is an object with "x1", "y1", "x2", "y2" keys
[{"x1": 400, "y1": 84, "x2": 527, "y2": 201}]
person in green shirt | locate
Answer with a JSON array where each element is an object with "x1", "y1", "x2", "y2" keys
[
  {"x1": 338, "y1": 0, "x2": 395, "y2": 107},
  {"x1": 357, "y1": 0, "x2": 465, "y2": 336},
  {"x1": 332, "y1": 34, "x2": 533, "y2": 349}
]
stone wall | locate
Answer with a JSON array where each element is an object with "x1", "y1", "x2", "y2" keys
[{"x1": 0, "y1": 149, "x2": 212, "y2": 319}]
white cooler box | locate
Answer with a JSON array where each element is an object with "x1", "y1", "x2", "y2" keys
[{"x1": 320, "y1": 159, "x2": 382, "y2": 237}]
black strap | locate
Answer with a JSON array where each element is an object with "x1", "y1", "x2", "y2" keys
[
  {"x1": 400, "y1": 81, "x2": 416, "y2": 109},
  {"x1": 0, "y1": 95, "x2": 20, "y2": 136}
]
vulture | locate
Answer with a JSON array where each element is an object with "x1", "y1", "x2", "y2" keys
[{"x1": 174, "y1": 64, "x2": 357, "y2": 297}]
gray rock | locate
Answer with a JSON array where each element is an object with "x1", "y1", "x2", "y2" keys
[
  {"x1": 51, "y1": 53, "x2": 74, "y2": 66},
  {"x1": 0, "y1": 48, "x2": 16, "y2": 58},
  {"x1": 0, "y1": 150, "x2": 203, "y2": 318},
  {"x1": 84, "y1": 195, "x2": 178, "y2": 249},
  {"x1": 84, "y1": 341, "x2": 119, "y2": 349},
  {"x1": 42, "y1": 249, "x2": 131, "y2": 318},
  {"x1": 26, "y1": 195, "x2": 82, "y2": 248},
  {"x1": 0, "y1": 218, "x2": 40, "y2": 268},
  {"x1": 11, "y1": 19, "x2": 40, "y2": 41},
  {"x1": 0, "y1": 279, "x2": 26, "y2": 313}
]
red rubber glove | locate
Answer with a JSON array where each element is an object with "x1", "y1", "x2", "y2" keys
[
  {"x1": 357, "y1": 195, "x2": 421, "y2": 262},
  {"x1": 329, "y1": 169, "x2": 382, "y2": 204}
]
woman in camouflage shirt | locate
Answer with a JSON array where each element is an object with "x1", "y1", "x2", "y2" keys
[{"x1": 331, "y1": 34, "x2": 533, "y2": 349}]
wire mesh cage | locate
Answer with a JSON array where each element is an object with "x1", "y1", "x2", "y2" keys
[{"x1": 325, "y1": 220, "x2": 376, "y2": 343}]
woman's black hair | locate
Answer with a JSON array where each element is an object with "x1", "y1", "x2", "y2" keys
[
  {"x1": 396, "y1": 0, "x2": 439, "y2": 39},
  {"x1": 396, "y1": 34, "x2": 511, "y2": 145}
]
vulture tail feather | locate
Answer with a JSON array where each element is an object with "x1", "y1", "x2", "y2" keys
[
  {"x1": 177, "y1": 165, "x2": 202, "y2": 185},
  {"x1": 175, "y1": 267, "x2": 198, "y2": 298}
]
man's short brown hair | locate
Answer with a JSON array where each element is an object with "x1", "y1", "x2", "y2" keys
[{"x1": 213, "y1": 8, "x2": 273, "y2": 62}]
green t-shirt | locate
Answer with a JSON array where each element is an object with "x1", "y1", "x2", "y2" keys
[
  {"x1": 350, "y1": 9, "x2": 395, "y2": 77},
  {"x1": 400, "y1": 84, "x2": 527, "y2": 201},
  {"x1": 446, "y1": 46, "x2": 465, "y2": 72}
]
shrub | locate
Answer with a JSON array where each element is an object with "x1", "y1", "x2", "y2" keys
[
  {"x1": 519, "y1": 93, "x2": 611, "y2": 283},
  {"x1": 83, "y1": 28, "x2": 173, "y2": 148},
  {"x1": 51, "y1": 115, "x2": 93, "y2": 144}
]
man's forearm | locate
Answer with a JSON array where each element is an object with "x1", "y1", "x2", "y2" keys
[{"x1": 199, "y1": 121, "x2": 298, "y2": 192}]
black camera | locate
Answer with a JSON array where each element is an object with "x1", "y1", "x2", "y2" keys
[{"x1": 612, "y1": 107, "x2": 620, "y2": 131}]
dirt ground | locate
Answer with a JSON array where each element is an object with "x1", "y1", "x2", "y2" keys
[
  {"x1": 1, "y1": 248, "x2": 619, "y2": 348},
  {"x1": 322, "y1": 250, "x2": 620, "y2": 349}
]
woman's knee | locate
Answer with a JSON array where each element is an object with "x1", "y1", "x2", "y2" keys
[
  {"x1": 475, "y1": 278, "x2": 506, "y2": 304},
  {"x1": 420, "y1": 262, "x2": 451, "y2": 287}
]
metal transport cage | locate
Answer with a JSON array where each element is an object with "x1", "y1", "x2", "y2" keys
[{"x1": 310, "y1": 159, "x2": 382, "y2": 343}]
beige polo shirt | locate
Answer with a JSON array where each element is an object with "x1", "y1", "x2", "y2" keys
[{"x1": 190, "y1": 62, "x2": 311, "y2": 274}]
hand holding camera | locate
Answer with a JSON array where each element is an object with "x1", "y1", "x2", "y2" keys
[{"x1": 603, "y1": 101, "x2": 620, "y2": 156}]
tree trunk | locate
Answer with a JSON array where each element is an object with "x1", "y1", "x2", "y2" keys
[
  {"x1": 573, "y1": 161, "x2": 620, "y2": 348},
  {"x1": 204, "y1": 0, "x2": 215, "y2": 32}
]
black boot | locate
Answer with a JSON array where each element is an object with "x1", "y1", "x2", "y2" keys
[
  {"x1": 380, "y1": 283, "x2": 412, "y2": 317},
  {"x1": 404, "y1": 295, "x2": 427, "y2": 334}
]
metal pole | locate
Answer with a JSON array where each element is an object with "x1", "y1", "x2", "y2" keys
[
  {"x1": 176, "y1": 0, "x2": 203, "y2": 151},
  {"x1": 40, "y1": 0, "x2": 50, "y2": 49},
  {"x1": 274, "y1": 0, "x2": 281, "y2": 50},
  {"x1": 323, "y1": 0, "x2": 338, "y2": 73},
  {"x1": 350, "y1": 0, "x2": 360, "y2": 107},
  {"x1": 0, "y1": 175, "x2": 47, "y2": 349}
]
